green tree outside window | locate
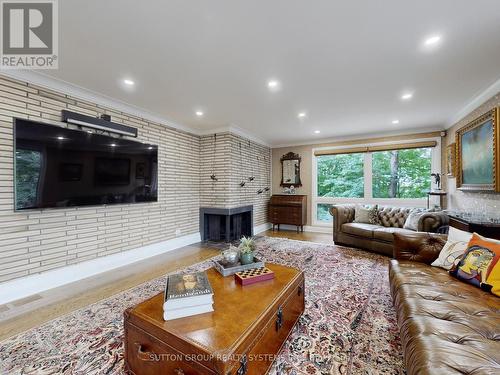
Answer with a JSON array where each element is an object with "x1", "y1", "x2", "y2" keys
[
  {"x1": 317, "y1": 153, "x2": 364, "y2": 198},
  {"x1": 372, "y1": 148, "x2": 431, "y2": 198}
]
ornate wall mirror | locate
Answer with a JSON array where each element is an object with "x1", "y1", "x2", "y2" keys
[{"x1": 280, "y1": 152, "x2": 302, "y2": 187}]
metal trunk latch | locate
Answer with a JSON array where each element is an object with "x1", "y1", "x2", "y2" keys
[
  {"x1": 276, "y1": 306, "x2": 283, "y2": 331},
  {"x1": 237, "y1": 354, "x2": 248, "y2": 375}
]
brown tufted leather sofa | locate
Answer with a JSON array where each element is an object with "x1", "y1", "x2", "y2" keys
[
  {"x1": 390, "y1": 232, "x2": 500, "y2": 375},
  {"x1": 329, "y1": 204, "x2": 448, "y2": 256}
]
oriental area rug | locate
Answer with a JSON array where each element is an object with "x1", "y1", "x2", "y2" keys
[{"x1": 0, "y1": 237, "x2": 404, "y2": 374}]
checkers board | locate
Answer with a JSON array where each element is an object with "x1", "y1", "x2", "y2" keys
[{"x1": 235, "y1": 267, "x2": 275, "y2": 286}]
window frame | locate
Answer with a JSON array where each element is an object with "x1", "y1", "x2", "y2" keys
[{"x1": 312, "y1": 137, "x2": 441, "y2": 226}]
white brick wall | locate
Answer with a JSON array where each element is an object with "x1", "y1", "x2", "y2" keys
[
  {"x1": 0, "y1": 75, "x2": 272, "y2": 283},
  {"x1": 200, "y1": 133, "x2": 271, "y2": 226},
  {"x1": 0, "y1": 75, "x2": 201, "y2": 282}
]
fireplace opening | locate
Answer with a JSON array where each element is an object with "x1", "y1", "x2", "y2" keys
[{"x1": 200, "y1": 206, "x2": 253, "y2": 242}]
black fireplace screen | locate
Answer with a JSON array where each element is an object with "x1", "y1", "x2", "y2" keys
[{"x1": 200, "y1": 206, "x2": 253, "y2": 242}]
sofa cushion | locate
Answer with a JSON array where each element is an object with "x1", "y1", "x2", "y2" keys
[
  {"x1": 373, "y1": 227, "x2": 415, "y2": 242},
  {"x1": 341, "y1": 223, "x2": 379, "y2": 238},
  {"x1": 403, "y1": 208, "x2": 427, "y2": 230},
  {"x1": 431, "y1": 227, "x2": 473, "y2": 270},
  {"x1": 389, "y1": 259, "x2": 500, "y2": 375},
  {"x1": 354, "y1": 204, "x2": 380, "y2": 224}
]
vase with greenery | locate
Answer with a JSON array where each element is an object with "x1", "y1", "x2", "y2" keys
[{"x1": 239, "y1": 236, "x2": 256, "y2": 265}]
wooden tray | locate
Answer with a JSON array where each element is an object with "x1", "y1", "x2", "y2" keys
[{"x1": 213, "y1": 257, "x2": 265, "y2": 276}]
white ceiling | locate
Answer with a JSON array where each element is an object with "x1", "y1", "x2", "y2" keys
[{"x1": 42, "y1": 0, "x2": 500, "y2": 146}]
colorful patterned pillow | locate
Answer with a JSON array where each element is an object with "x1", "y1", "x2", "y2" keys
[
  {"x1": 431, "y1": 227, "x2": 472, "y2": 270},
  {"x1": 354, "y1": 205, "x2": 380, "y2": 225},
  {"x1": 450, "y1": 233, "x2": 500, "y2": 296}
]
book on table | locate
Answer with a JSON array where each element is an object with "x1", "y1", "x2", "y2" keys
[{"x1": 163, "y1": 271, "x2": 214, "y2": 320}]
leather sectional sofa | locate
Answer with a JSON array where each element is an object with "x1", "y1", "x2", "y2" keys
[
  {"x1": 390, "y1": 232, "x2": 500, "y2": 375},
  {"x1": 329, "y1": 204, "x2": 449, "y2": 256}
]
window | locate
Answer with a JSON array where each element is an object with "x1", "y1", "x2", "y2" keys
[
  {"x1": 317, "y1": 203, "x2": 334, "y2": 222},
  {"x1": 15, "y1": 149, "x2": 42, "y2": 209},
  {"x1": 313, "y1": 140, "x2": 440, "y2": 225},
  {"x1": 372, "y1": 148, "x2": 432, "y2": 198},
  {"x1": 317, "y1": 153, "x2": 364, "y2": 198}
]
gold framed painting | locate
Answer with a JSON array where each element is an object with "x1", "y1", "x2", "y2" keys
[
  {"x1": 446, "y1": 143, "x2": 456, "y2": 177},
  {"x1": 456, "y1": 107, "x2": 499, "y2": 192}
]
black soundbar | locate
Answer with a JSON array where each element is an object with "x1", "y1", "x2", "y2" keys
[{"x1": 61, "y1": 110, "x2": 138, "y2": 137}]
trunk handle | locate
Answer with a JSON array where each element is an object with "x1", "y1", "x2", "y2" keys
[
  {"x1": 134, "y1": 342, "x2": 153, "y2": 361},
  {"x1": 134, "y1": 343, "x2": 185, "y2": 374}
]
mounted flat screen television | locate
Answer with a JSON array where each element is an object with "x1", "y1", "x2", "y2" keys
[{"x1": 14, "y1": 118, "x2": 158, "y2": 210}]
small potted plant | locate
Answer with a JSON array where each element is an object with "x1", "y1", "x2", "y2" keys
[{"x1": 239, "y1": 236, "x2": 256, "y2": 265}]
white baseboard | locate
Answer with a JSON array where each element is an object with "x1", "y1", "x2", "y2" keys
[
  {"x1": 0, "y1": 232, "x2": 201, "y2": 305},
  {"x1": 273, "y1": 224, "x2": 333, "y2": 234},
  {"x1": 254, "y1": 222, "x2": 272, "y2": 234}
]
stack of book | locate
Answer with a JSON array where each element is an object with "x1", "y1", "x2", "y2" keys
[{"x1": 163, "y1": 271, "x2": 214, "y2": 321}]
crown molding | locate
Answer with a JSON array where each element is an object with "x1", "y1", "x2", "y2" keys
[
  {"x1": 447, "y1": 77, "x2": 500, "y2": 127},
  {"x1": 0, "y1": 70, "x2": 198, "y2": 135},
  {"x1": 271, "y1": 126, "x2": 444, "y2": 149},
  {"x1": 1, "y1": 70, "x2": 472, "y2": 149},
  {"x1": 198, "y1": 124, "x2": 271, "y2": 147},
  {"x1": 0, "y1": 70, "x2": 274, "y2": 146}
]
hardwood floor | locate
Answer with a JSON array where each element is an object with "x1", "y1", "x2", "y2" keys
[
  {"x1": 0, "y1": 243, "x2": 220, "y2": 340},
  {"x1": 0, "y1": 230, "x2": 332, "y2": 341},
  {"x1": 262, "y1": 229, "x2": 333, "y2": 244}
]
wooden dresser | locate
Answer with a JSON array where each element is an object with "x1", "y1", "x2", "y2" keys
[{"x1": 268, "y1": 195, "x2": 307, "y2": 232}]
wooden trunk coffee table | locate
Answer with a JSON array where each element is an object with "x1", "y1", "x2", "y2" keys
[{"x1": 124, "y1": 263, "x2": 305, "y2": 375}]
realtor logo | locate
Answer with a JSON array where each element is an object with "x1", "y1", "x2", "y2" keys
[{"x1": 1, "y1": 0, "x2": 58, "y2": 69}]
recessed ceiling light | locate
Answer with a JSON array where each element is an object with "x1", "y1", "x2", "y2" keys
[
  {"x1": 314, "y1": 130, "x2": 320, "y2": 134},
  {"x1": 57, "y1": 136, "x2": 64, "y2": 140},
  {"x1": 195, "y1": 111, "x2": 204, "y2": 117},
  {"x1": 424, "y1": 35, "x2": 441, "y2": 46},
  {"x1": 148, "y1": 146, "x2": 153, "y2": 150},
  {"x1": 110, "y1": 143, "x2": 117, "y2": 147},
  {"x1": 267, "y1": 79, "x2": 281, "y2": 91},
  {"x1": 392, "y1": 119, "x2": 400, "y2": 125},
  {"x1": 298, "y1": 112, "x2": 307, "y2": 119},
  {"x1": 268, "y1": 80, "x2": 279, "y2": 88},
  {"x1": 123, "y1": 79, "x2": 135, "y2": 86},
  {"x1": 401, "y1": 92, "x2": 413, "y2": 101}
]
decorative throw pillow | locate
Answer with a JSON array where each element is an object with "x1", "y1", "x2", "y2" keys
[
  {"x1": 354, "y1": 205, "x2": 379, "y2": 225},
  {"x1": 431, "y1": 227, "x2": 473, "y2": 270},
  {"x1": 449, "y1": 233, "x2": 500, "y2": 296},
  {"x1": 403, "y1": 208, "x2": 426, "y2": 231}
]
